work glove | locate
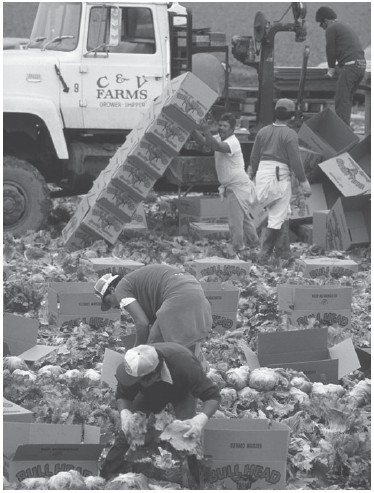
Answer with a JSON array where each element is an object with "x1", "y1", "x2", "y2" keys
[
  {"x1": 120, "y1": 409, "x2": 133, "y2": 437},
  {"x1": 299, "y1": 179, "x2": 312, "y2": 198},
  {"x1": 326, "y1": 68, "x2": 336, "y2": 78},
  {"x1": 182, "y1": 413, "x2": 209, "y2": 439}
]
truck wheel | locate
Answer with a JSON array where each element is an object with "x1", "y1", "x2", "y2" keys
[{"x1": 3, "y1": 156, "x2": 52, "y2": 236}]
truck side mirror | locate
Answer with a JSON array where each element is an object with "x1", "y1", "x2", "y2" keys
[{"x1": 108, "y1": 7, "x2": 121, "y2": 47}]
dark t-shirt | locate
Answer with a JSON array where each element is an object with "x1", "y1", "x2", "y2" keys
[
  {"x1": 115, "y1": 342, "x2": 221, "y2": 404},
  {"x1": 325, "y1": 21, "x2": 365, "y2": 68}
]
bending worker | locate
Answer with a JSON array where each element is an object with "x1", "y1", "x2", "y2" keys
[
  {"x1": 94, "y1": 264, "x2": 212, "y2": 353},
  {"x1": 99, "y1": 342, "x2": 221, "y2": 479},
  {"x1": 316, "y1": 6, "x2": 366, "y2": 126},
  {"x1": 249, "y1": 98, "x2": 312, "y2": 264},
  {"x1": 192, "y1": 112, "x2": 259, "y2": 255}
]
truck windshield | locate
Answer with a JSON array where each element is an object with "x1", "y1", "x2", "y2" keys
[{"x1": 29, "y1": 2, "x2": 81, "y2": 51}]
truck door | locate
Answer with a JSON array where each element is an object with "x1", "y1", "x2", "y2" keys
[{"x1": 80, "y1": 4, "x2": 169, "y2": 130}]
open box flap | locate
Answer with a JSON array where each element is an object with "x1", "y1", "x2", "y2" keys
[
  {"x1": 13, "y1": 443, "x2": 104, "y2": 461},
  {"x1": 101, "y1": 335, "x2": 136, "y2": 389},
  {"x1": 239, "y1": 340, "x2": 260, "y2": 370},
  {"x1": 17, "y1": 345, "x2": 58, "y2": 362},
  {"x1": 3, "y1": 313, "x2": 38, "y2": 355},
  {"x1": 329, "y1": 338, "x2": 361, "y2": 378}
]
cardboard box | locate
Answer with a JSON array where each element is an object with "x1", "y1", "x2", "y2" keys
[
  {"x1": 167, "y1": 72, "x2": 219, "y2": 124},
  {"x1": 241, "y1": 327, "x2": 360, "y2": 384},
  {"x1": 178, "y1": 195, "x2": 228, "y2": 218},
  {"x1": 186, "y1": 257, "x2": 251, "y2": 280},
  {"x1": 296, "y1": 224, "x2": 314, "y2": 244},
  {"x1": 123, "y1": 203, "x2": 148, "y2": 235},
  {"x1": 89, "y1": 258, "x2": 145, "y2": 277},
  {"x1": 326, "y1": 195, "x2": 371, "y2": 250},
  {"x1": 3, "y1": 422, "x2": 103, "y2": 483},
  {"x1": 312, "y1": 210, "x2": 331, "y2": 249},
  {"x1": 348, "y1": 134, "x2": 371, "y2": 177},
  {"x1": 318, "y1": 153, "x2": 371, "y2": 197},
  {"x1": 203, "y1": 418, "x2": 290, "y2": 490},
  {"x1": 3, "y1": 313, "x2": 58, "y2": 362},
  {"x1": 84, "y1": 202, "x2": 124, "y2": 245},
  {"x1": 278, "y1": 284, "x2": 352, "y2": 330},
  {"x1": 290, "y1": 183, "x2": 328, "y2": 223},
  {"x1": 179, "y1": 214, "x2": 227, "y2": 235},
  {"x1": 190, "y1": 222, "x2": 230, "y2": 240},
  {"x1": 48, "y1": 282, "x2": 120, "y2": 329},
  {"x1": 297, "y1": 107, "x2": 359, "y2": 160},
  {"x1": 3, "y1": 399, "x2": 34, "y2": 423},
  {"x1": 112, "y1": 160, "x2": 158, "y2": 202},
  {"x1": 300, "y1": 146, "x2": 323, "y2": 182},
  {"x1": 97, "y1": 182, "x2": 140, "y2": 222},
  {"x1": 128, "y1": 135, "x2": 177, "y2": 178},
  {"x1": 165, "y1": 155, "x2": 219, "y2": 186},
  {"x1": 296, "y1": 257, "x2": 358, "y2": 278},
  {"x1": 211, "y1": 312, "x2": 238, "y2": 333},
  {"x1": 101, "y1": 334, "x2": 137, "y2": 389}
]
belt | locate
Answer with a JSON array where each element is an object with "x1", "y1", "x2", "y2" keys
[
  {"x1": 344, "y1": 61, "x2": 356, "y2": 65},
  {"x1": 344, "y1": 59, "x2": 366, "y2": 66}
]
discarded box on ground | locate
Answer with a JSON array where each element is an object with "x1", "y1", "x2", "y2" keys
[
  {"x1": 89, "y1": 258, "x2": 145, "y2": 277},
  {"x1": 241, "y1": 326, "x2": 360, "y2": 384},
  {"x1": 178, "y1": 195, "x2": 228, "y2": 218},
  {"x1": 3, "y1": 313, "x2": 58, "y2": 362},
  {"x1": 318, "y1": 152, "x2": 371, "y2": 197},
  {"x1": 186, "y1": 257, "x2": 251, "y2": 280},
  {"x1": 101, "y1": 334, "x2": 137, "y2": 389},
  {"x1": 297, "y1": 107, "x2": 359, "y2": 160},
  {"x1": 123, "y1": 204, "x2": 149, "y2": 236},
  {"x1": 296, "y1": 257, "x2": 358, "y2": 278},
  {"x1": 201, "y1": 282, "x2": 240, "y2": 333},
  {"x1": 312, "y1": 210, "x2": 331, "y2": 249},
  {"x1": 326, "y1": 195, "x2": 371, "y2": 251},
  {"x1": 296, "y1": 224, "x2": 314, "y2": 244},
  {"x1": 278, "y1": 284, "x2": 352, "y2": 330},
  {"x1": 290, "y1": 183, "x2": 328, "y2": 222},
  {"x1": 179, "y1": 214, "x2": 227, "y2": 235},
  {"x1": 299, "y1": 146, "x2": 323, "y2": 182},
  {"x1": 48, "y1": 282, "x2": 120, "y2": 329},
  {"x1": 190, "y1": 222, "x2": 230, "y2": 241},
  {"x1": 3, "y1": 399, "x2": 34, "y2": 423},
  {"x1": 348, "y1": 134, "x2": 371, "y2": 177},
  {"x1": 3, "y1": 422, "x2": 103, "y2": 483},
  {"x1": 203, "y1": 418, "x2": 290, "y2": 490}
]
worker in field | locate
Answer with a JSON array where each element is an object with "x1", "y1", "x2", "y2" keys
[
  {"x1": 99, "y1": 342, "x2": 221, "y2": 479},
  {"x1": 249, "y1": 98, "x2": 312, "y2": 265},
  {"x1": 316, "y1": 6, "x2": 366, "y2": 126},
  {"x1": 94, "y1": 264, "x2": 211, "y2": 367},
  {"x1": 192, "y1": 112, "x2": 260, "y2": 255}
]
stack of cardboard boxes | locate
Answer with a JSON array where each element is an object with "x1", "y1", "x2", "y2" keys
[
  {"x1": 296, "y1": 108, "x2": 371, "y2": 250},
  {"x1": 62, "y1": 72, "x2": 218, "y2": 251}
]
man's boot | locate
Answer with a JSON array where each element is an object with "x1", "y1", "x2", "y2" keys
[
  {"x1": 258, "y1": 228, "x2": 280, "y2": 265},
  {"x1": 274, "y1": 220, "x2": 292, "y2": 259}
]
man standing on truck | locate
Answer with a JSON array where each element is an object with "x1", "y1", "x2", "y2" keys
[
  {"x1": 316, "y1": 6, "x2": 366, "y2": 126},
  {"x1": 94, "y1": 264, "x2": 212, "y2": 367},
  {"x1": 192, "y1": 113, "x2": 260, "y2": 255},
  {"x1": 249, "y1": 99, "x2": 312, "y2": 264},
  {"x1": 99, "y1": 342, "x2": 221, "y2": 479}
]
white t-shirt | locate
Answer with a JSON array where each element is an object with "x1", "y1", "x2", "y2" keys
[{"x1": 214, "y1": 134, "x2": 248, "y2": 187}]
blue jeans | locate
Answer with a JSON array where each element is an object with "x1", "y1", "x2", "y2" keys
[{"x1": 335, "y1": 63, "x2": 366, "y2": 126}]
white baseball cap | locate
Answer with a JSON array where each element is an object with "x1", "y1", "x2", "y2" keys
[
  {"x1": 116, "y1": 345, "x2": 159, "y2": 385},
  {"x1": 94, "y1": 273, "x2": 119, "y2": 311}
]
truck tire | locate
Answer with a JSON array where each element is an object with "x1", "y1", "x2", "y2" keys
[{"x1": 3, "y1": 156, "x2": 52, "y2": 236}]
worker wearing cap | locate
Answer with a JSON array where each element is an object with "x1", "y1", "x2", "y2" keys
[
  {"x1": 316, "y1": 6, "x2": 366, "y2": 126},
  {"x1": 249, "y1": 99, "x2": 312, "y2": 264},
  {"x1": 99, "y1": 342, "x2": 221, "y2": 479},
  {"x1": 94, "y1": 264, "x2": 212, "y2": 354},
  {"x1": 192, "y1": 112, "x2": 260, "y2": 255}
]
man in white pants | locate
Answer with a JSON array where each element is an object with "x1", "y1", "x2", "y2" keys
[
  {"x1": 192, "y1": 113, "x2": 259, "y2": 254},
  {"x1": 249, "y1": 99, "x2": 311, "y2": 264}
]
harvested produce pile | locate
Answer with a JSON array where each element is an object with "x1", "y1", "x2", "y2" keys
[{"x1": 3, "y1": 194, "x2": 371, "y2": 490}]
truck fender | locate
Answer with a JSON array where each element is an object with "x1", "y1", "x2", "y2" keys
[{"x1": 3, "y1": 95, "x2": 69, "y2": 159}]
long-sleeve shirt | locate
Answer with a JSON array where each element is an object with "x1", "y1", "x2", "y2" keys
[
  {"x1": 325, "y1": 21, "x2": 365, "y2": 68},
  {"x1": 249, "y1": 123, "x2": 306, "y2": 182},
  {"x1": 115, "y1": 342, "x2": 221, "y2": 404}
]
